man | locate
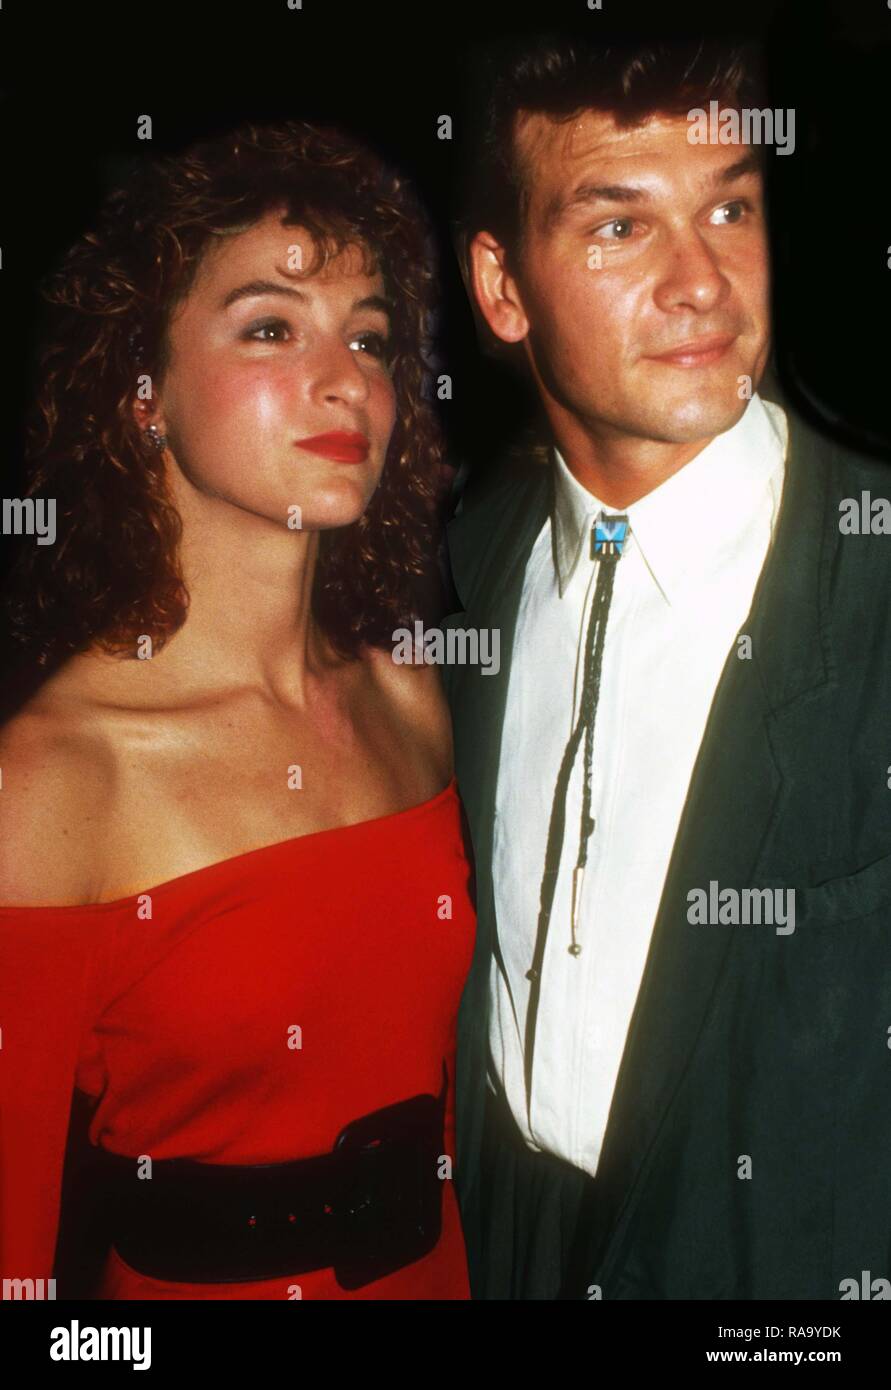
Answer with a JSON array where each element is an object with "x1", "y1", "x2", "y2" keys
[{"x1": 442, "y1": 35, "x2": 891, "y2": 1299}]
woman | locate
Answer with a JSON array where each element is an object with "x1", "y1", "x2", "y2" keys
[{"x1": 0, "y1": 121, "x2": 475, "y2": 1299}]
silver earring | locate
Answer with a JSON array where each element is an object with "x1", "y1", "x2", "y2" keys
[{"x1": 144, "y1": 424, "x2": 168, "y2": 451}]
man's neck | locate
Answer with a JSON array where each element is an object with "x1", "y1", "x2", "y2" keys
[{"x1": 552, "y1": 428, "x2": 718, "y2": 508}]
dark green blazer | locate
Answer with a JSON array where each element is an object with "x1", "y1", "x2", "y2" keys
[{"x1": 442, "y1": 406, "x2": 891, "y2": 1299}]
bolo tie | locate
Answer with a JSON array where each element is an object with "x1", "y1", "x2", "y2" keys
[{"x1": 522, "y1": 509, "x2": 630, "y2": 1109}]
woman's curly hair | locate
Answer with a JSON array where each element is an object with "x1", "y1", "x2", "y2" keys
[{"x1": 5, "y1": 120, "x2": 447, "y2": 668}]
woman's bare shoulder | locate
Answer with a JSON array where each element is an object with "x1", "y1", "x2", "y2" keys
[
  {"x1": 361, "y1": 641, "x2": 454, "y2": 782},
  {"x1": 0, "y1": 680, "x2": 115, "y2": 908}
]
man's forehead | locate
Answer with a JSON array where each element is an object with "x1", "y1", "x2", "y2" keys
[
  {"x1": 516, "y1": 108, "x2": 713, "y2": 174},
  {"x1": 512, "y1": 108, "x2": 763, "y2": 233}
]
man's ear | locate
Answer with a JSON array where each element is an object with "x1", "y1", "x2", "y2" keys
[{"x1": 468, "y1": 230, "x2": 530, "y2": 345}]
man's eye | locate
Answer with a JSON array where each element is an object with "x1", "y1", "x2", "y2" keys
[
  {"x1": 592, "y1": 218, "x2": 636, "y2": 241},
  {"x1": 245, "y1": 319, "x2": 291, "y2": 342},
  {"x1": 349, "y1": 330, "x2": 392, "y2": 360},
  {"x1": 710, "y1": 200, "x2": 750, "y2": 226}
]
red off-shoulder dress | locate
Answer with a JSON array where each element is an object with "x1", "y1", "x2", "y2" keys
[{"x1": 0, "y1": 776, "x2": 475, "y2": 1299}]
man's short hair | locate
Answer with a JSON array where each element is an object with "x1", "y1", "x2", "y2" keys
[{"x1": 454, "y1": 34, "x2": 768, "y2": 287}]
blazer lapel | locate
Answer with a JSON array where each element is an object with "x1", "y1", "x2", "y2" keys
[
  {"x1": 446, "y1": 459, "x2": 552, "y2": 899},
  {"x1": 581, "y1": 407, "x2": 838, "y2": 1287}
]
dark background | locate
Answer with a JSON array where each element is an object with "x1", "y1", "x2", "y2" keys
[{"x1": 1, "y1": 0, "x2": 889, "y2": 555}]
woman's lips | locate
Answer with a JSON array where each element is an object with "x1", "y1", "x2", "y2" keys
[
  {"x1": 646, "y1": 334, "x2": 737, "y2": 368},
  {"x1": 294, "y1": 431, "x2": 370, "y2": 463}
]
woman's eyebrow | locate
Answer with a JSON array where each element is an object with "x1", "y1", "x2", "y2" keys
[
  {"x1": 353, "y1": 294, "x2": 393, "y2": 323},
  {"x1": 220, "y1": 279, "x2": 393, "y2": 322},
  {"x1": 221, "y1": 279, "x2": 309, "y2": 309}
]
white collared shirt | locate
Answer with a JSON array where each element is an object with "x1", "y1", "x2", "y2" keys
[{"x1": 489, "y1": 394, "x2": 788, "y2": 1176}]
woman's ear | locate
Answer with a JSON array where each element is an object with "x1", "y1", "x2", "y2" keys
[{"x1": 131, "y1": 393, "x2": 169, "y2": 440}]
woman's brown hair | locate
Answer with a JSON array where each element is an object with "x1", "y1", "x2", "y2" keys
[{"x1": 5, "y1": 120, "x2": 446, "y2": 670}]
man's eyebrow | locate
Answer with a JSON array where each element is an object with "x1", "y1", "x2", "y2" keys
[
  {"x1": 715, "y1": 152, "x2": 763, "y2": 184},
  {"x1": 221, "y1": 278, "x2": 393, "y2": 319},
  {"x1": 711, "y1": 152, "x2": 761, "y2": 184},
  {"x1": 546, "y1": 182, "x2": 648, "y2": 228},
  {"x1": 546, "y1": 150, "x2": 762, "y2": 228}
]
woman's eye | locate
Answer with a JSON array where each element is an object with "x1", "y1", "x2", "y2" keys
[
  {"x1": 592, "y1": 218, "x2": 636, "y2": 241},
  {"x1": 245, "y1": 318, "x2": 291, "y2": 342},
  {"x1": 710, "y1": 200, "x2": 749, "y2": 226},
  {"x1": 349, "y1": 330, "x2": 392, "y2": 360}
]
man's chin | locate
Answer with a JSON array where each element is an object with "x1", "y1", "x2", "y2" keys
[{"x1": 640, "y1": 391, "x2": 751, "y2": 446}]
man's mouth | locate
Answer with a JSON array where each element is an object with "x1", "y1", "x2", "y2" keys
[{"x1": 645, "y1": 334, "x2": 737, "y2": 368}]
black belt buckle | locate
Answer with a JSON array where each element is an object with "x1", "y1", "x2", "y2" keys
[{"x1": 332, "y1": 1074, "x2": 446, "y2": 1290}]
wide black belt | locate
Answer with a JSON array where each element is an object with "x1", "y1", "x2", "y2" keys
[{"x1": 95, "y1": 1066, "x2": 448, "y2": 1289}]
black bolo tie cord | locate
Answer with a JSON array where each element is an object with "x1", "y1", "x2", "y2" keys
[{"x1": 522, "y1": 518, "x2": 626, "y2": 1109}]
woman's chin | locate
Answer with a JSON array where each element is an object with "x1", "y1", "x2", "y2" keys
[
  {"x1": 286, "y1": 502, "x2": 374, "y2": 533},
  {"x1": 298, "y1": 480, "x2": 379, "y2": 529}
]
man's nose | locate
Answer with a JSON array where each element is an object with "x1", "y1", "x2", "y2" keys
[{"x1": 652, "y1": 231, "x2": 730, "y2": 315}]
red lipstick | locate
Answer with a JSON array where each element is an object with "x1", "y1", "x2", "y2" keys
[{"x1": 294, "y1": 431, "x2": 370, "y2": 464}]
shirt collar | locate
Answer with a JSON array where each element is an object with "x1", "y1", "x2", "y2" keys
[{"x1": 551, "y1": 394, "x2": 788, "y2": 602}]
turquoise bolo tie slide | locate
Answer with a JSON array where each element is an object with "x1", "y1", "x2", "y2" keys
[{"x1": 591, "y1": 511, "x2": 630, "y2": 561}]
